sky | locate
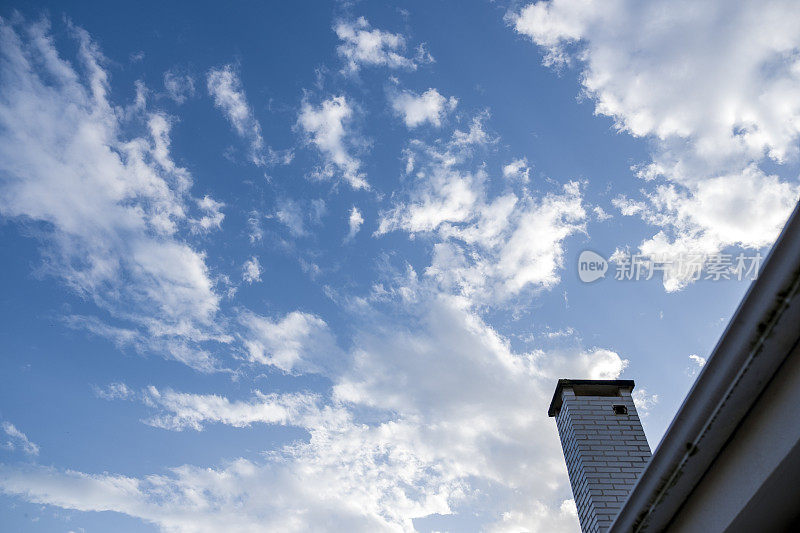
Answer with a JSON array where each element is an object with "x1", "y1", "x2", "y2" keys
[{"x1": 1, "y1": 0, "x2": 799, "y2": 531}]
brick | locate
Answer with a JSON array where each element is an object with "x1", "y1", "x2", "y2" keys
[{"x1": 551, "y1": 383, "x2": 653, "y2": 533}]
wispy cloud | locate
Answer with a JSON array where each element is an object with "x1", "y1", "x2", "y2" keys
[
  {"x1": 207, "y1": 64, "x2": 293, "y2": 167},
  {"x1": 632, "y1": 388, "x2": 659, "y2": 418},
  {"x1": 0, "y1": 289, "x2": 627, "y2": 532},
  {"x1": 0, "y1": 19, "x2": 223, "y2": 370},
  {"x1": 274, "y1": 198, "x2": 308, "y2": 237},
  {"x1": 2, "y1": 422, "x2": 39, "y2": 456},
  {"x1": 0, "y1": 12, "x2": 650, "y2": 533},
  {"x1": 163, "y1": 69, "x2": 195, "y2": 104},
  {"x1": 345, "y1": 206, "x2": 364, "y2": 242},
  {"x1": 128, "y1": 386, "x2": 330, "y2": 432},
  {"x1": 93, "y1": 382, "x2": 136, "y2": 401},
  {"x1": 207, "y1": 64, "x2": 267, "y2": 165},
  {"x1": 191, "y1": 195, "x2": 225, "y2": 234},
  {"x1": 297, "y1": 95, "x2": 368, "y2": 189}
]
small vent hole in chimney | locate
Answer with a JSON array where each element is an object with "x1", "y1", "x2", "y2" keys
[{"x1": 612, "y1": 404, "x2": 628, "y2": 415}]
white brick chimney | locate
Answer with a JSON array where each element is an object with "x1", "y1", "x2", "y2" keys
[{"x1": 548, "y1": 379, "x2": 652, "y2": 533}]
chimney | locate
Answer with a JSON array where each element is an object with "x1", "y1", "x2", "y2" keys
[{"x1": 548, "y1": 379, "x2": 652, "y2": 533}]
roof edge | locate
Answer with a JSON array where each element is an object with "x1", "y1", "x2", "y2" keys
[{"x1": 609, "y1": 201, "x2": 800, "y2": 532}]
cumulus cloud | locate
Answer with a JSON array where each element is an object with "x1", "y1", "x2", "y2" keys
[
  {"x1": 2, "y1": 422, "x2": 39, "y2": 456},
  {"x1": 502, "y1": 158, "x2": 530, "y2": 182},
  {"x1": 390, "y1": 88, "x2": 457, "y2": 128},
  {"x1": 238, "y1": 311, "x2": 341, "y2": 374},
  {"x1": 345, "y1": 206, "x2": 364, "y2": 242},
  {"x1": 511, "y1": 0, "x2": 800, "y2": 290},
  {"x1": 327, "y1": 287, "x2": 628, "y2": 532},
  {"x1": 379, "y1": 134, "x2": 585, "y2": 303},
  {"x1": 242, "y1": 256, "x2": 262, "y2": 284},
  {"x1": 334, "y1": 17, "x2": 419, "y2": 74},
  {"x1": 0, "y1": 18, "x2": 223, "y2": 370},
  {"x1": 1, "y1": 286, "x2": 626, "y2": 532},
  {"x1": 451, "y1": 110, "x2": 498, "y2": 147},
  {"x1": 297, "y1": 95, "x2": 368, "y2": 189},
  {"x1": 0, "y1": 15, "x2": 632, "y2": 533},
  {"x1": 592, "y1": 205, "x2": 611, "y2": 221},
  {"x1": 0, "y1": 428, "x2": 448, "y2": 532}
]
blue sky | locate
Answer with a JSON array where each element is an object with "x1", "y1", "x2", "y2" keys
[{"x1": 1, "y1": 1, "x2": 799, "y2": 531}]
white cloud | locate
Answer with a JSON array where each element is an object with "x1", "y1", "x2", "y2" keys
[
  {"x1": 0, "y1": 19, "x2": 223, "y2": 370},
  {"x1": 414, "y1": 43, "x2": 435, "y2": 65},
  {"x1": 239, "y1": 311, "x2": 341, "y2": 374},
  {"x1": 274, "y1": 198, "x2": 307, "y2": 237},
  {"x1": 689, "y1": 354, "x2": 706, "y2": 366},
  {"x1": 687, "y1": 353, "x2": 707, "y2": 377},
  {"x1": 310, "y1": 198, "x2": 327, "y2": 225},
  {"x1": 139, "y1": 387, "x2": 330, "y2": 432},
  {"x1": 2, "y1": 422, "x2": 40, "y2": 456},
  {"x1": 334, "y1": 289, "x2": 627, "y2": 532},
  {"x1": 632, "y1": 388, "x2": 659, "y2": 417},
  {"x1": 537, "y1": 346, "x2": 629, "y2": 381},
  {"x1": 592, "y1": 206, "x2": 611, "y2": 221},
  {"x1": 451, "y1": 111, "x2": 498, "y2": 147},
  {"x1": 64, "y1": 315, "x2": 140, "y2": 350},
  {"x1": 334, "y1": 17, "x2": 418, "y2": 74},
  {"x1": 345, "y1": 206, "x2": 364, "y2": 242},
  {"x1": 502, "y1": 158, "x2": 530, "y2": 182},
  {"x1": 207, "y1": 64, "x2": 263, "y2": 164},
  {"x1": 191, "y1": 195, "x2": 225, "y2": 234},
  {"x1": 247, "y1": 210, "x2": 263, "y2": 243},
  {"x1": 389, "y1": 88, "x2": 457, "y2": 128},
  {"x1": 163, "y1": 69, "x2": 195, "y2": 104},
  {"x1": 0, "y1": 16, "x2": 634, "y2": 533},
  {"x1": 379, "y1": 137, "x2": 585, "y2": 303},
  {"x1": 273, "y1": 197, "x2": 328, "y2": 237},
  {"x1": 93, "y1": 382, "x2": 136, "y2": 401},
  {"x1": 0, "y1": 432, "x2": 449, "y2": 532},
  {"x1": 242, "y1": 256, "x2": 262, "y2": 284},
  {"x1": 488, "y1": 498, "x2": 578, "y2": 533},
  {"x1": 297, "y1": 95, "x2": 368, "y2": 189},
  {"x1": 511, "y1": 0, "x2": 800, "y2": 290},
  {"x1": 207, "y1": 64, "x2": 291, "y2": 167},
  {"x1": 378, "y1": 148, "x2": 482, "y2": 236},
  {"x1": 1, "y1": 288, "x2": 626, "y2": 532}
]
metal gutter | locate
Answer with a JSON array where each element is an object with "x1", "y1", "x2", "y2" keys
[{"x1": 608, "y1": 201, "x2": 800, "y2": 532}]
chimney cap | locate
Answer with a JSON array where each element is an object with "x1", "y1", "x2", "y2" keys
[{"x1": 548, "y1": 379, "x2": 635, "y2": 417}]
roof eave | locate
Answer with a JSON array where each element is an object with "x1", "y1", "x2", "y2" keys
[{"x1": 609, "y1": 201, "x2": 800, "y2": 532}]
